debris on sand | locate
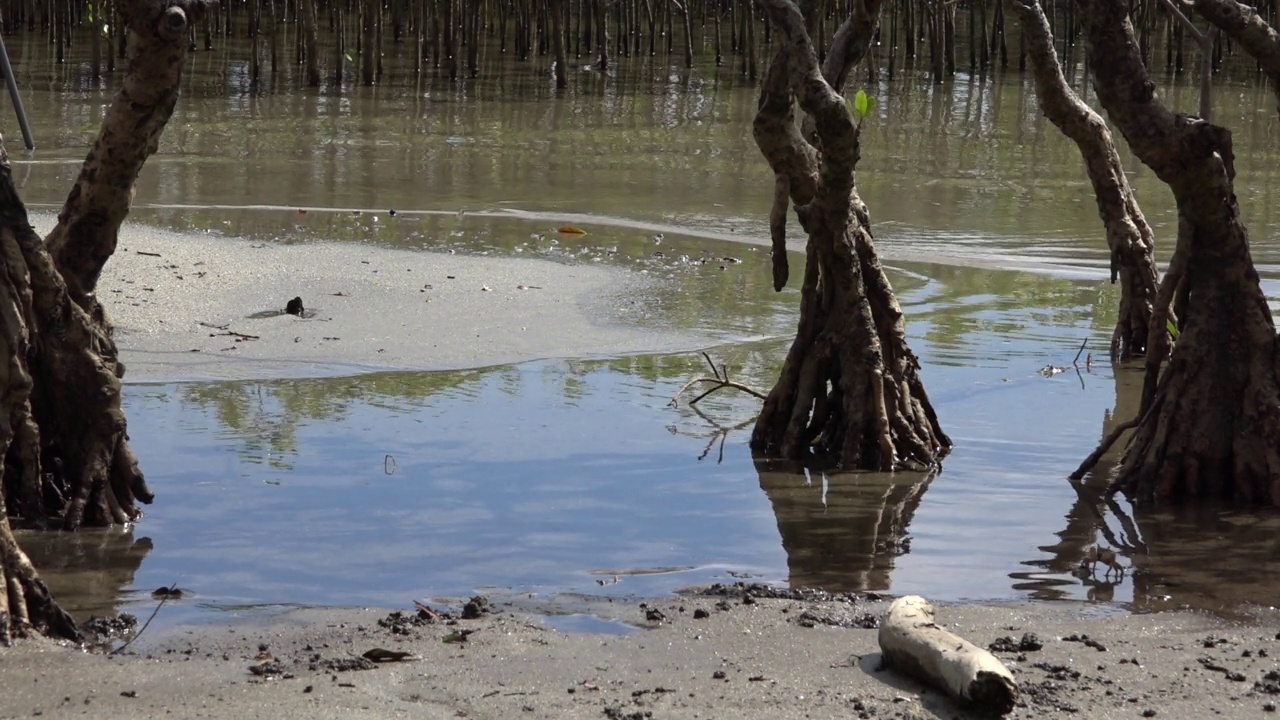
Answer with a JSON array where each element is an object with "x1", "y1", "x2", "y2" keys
[
  {"x1": 461, "y1": 596, "x2": 492, "y2": 620},
  {"x1": 318, "y1": 656, "x2": 376, "y2": 672},
  {"x1": 795, "y1": 608, "x2": 880, "y2": 629},
  {"x1": 82, "y1": 614, "x2": 139, "y2": 643},
  {"x1": 989, "y1": 632, "x2": 1043, "y2": 653}
]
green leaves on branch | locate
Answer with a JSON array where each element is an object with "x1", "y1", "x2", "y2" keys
[
  {"x1": 846, "y1": 89, "x2": 878, "y2": 124},
  {"x1": 1167, "y1": 319, "x2": 1180, "y2": 340}
]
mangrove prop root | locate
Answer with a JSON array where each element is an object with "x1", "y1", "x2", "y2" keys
[
  {"x1": 0, "y1": 0, "x2": 215, "y2": 641},
  {"x1": 748, "y1": 0, "x2": 949, "y2": 471}
]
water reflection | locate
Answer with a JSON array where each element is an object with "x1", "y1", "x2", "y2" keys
[
  {"x1": 1017, "y1": 368, "x2": 1280, "y2": 616},
  {"x1": 16, "y1": 528, "x2": 153, "y2": 620},
  {"x1": 21, "y1": 329, "x2": 1280, "y2": 624},
  {"x1": 755, "y1": 460, "x2": 933, "y2": 593}
]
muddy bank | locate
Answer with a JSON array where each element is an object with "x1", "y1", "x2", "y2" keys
[
  {"x1": 30, "y1": 217, "x2": 702, "y2": 383},
  {"x1": 2, "y1": 592, "x2": 1277, "y2": 719}
]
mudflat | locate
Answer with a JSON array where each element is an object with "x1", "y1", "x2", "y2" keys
[
  {"x1": 2, "y1": 592, "x2": 1278, "y2": 719},
  {"x1": 32, "y1": 218, "x2": 701, "y2": 382}
]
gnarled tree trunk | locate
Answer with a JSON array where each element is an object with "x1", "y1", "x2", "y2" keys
[
  {"x1": 1, "y1": 0, "x2": 210, "y2": 642},
  {"x1": 1009, "y1": 0, "x2": 1162, "y2": 362},
  {"x1": 1079, "y1": 1, "x2": 1280, "y2": 505},
  {"x1": 750, "y1": 0, "x2": 950, "y2": 471}
]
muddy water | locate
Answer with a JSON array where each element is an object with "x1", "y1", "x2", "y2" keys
[{"x1": 7, "y1": 38, "x2": 1280, "y2": 624}]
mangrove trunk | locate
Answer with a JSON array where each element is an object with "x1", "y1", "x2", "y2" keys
[
  {"x1": 750, "y1": 0, "x2": 950, "y2": 471},
  {"x1": 0, "y1": 0, "x2": 210, "y2": 641}
]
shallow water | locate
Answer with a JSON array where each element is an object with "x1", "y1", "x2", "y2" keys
[{"x1": 7, "y1": 35, "x2": 1280, "y2": 624}]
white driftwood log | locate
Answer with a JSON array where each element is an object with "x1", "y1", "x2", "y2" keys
[{"x1": 878, "y1": 595, "x2": 1019, "y2": 714}]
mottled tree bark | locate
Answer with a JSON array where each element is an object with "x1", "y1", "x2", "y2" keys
[
  {"x1": 1009, "y1": 0, "x2": 1162, "y2": 362},
  {"x1": 1079, "y1": 0, "x2": 1280, "y2": 505},
  {"x1": 1, "y1": 0, "x2": 211, "y2": 642},
  {"x1": 751, "y1": 0, "x2": 950, "y2": 471}
]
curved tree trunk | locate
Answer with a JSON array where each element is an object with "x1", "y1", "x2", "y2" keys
[
  {"x1": 1079, "y1": 1, "x2": 1280, "y2": 505},
  {"x1": 1009, "y1": 0, "x2": 1162, "y2": 362},
  {"x1": 750, "y1": 0, "x2": 950, "y2": 471},
  {"x1": 1, "y1": 0, "x2": 210, "y2": 642}
]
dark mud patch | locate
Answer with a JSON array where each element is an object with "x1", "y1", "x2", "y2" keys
[
  {"x1": 81, "y1": 613, "x2": 138, "y2": 645},
  {"x1": 317, "y1": 656, "x2": 377, "y2": 672},
  {"x1": 989, "y1": 632, "x2": 1043, "y2": 653},
  {"x1": 794, "y1": 607, "x2": 880, "y2": 629},
  {"x1": 377, "y1": 595, "x2": 494, "y2": 636},
  {"x1": 692, "y1": 582, "x2": 876, "y2": 604}
]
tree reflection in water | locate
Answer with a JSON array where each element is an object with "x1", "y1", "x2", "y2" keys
[
  {"x1": 15, "y1": 527, "x2": 153, "y2": 621},
  {"x1": 1016, "y1": 368, "x2": 1280, "y2": 616},
  {"x1": 754, "y1": 459, "x2": 934, "y2": 593}
]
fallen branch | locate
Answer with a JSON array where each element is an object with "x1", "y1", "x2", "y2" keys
[
  {"x1": 878, "y1": 596, "x2": 1019, "y2": 715},
  {"x1": 668, "y1": 352, "x2": 766, "y2": 407}
]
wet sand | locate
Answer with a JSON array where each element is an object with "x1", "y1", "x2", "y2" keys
[
  {"x1": 31, "y1": 218, "x2": 703, "y2": 383},
  {"x1": 2, "y1": 593, "x2": 1278, "y2": 719}
]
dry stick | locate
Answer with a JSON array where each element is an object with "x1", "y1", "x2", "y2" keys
[
  {"x1": 110, "y1": 581, "x2": 178, "y2": 655},
  {"x1": 668, "y1": 352, "x2": 766, "y2": 406},
  {"x1": 1071, "y1": 336, "x2": 1087, "y2": 365}
]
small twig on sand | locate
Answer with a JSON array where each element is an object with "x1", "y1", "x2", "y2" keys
[
  {"x1": 669, "y1": 352, "x2": 765, "y2": 407},
  {"x1": 198, "y1": 322, "x2": 259, "y2": 341},
  {"x1": 110, "y1": 581, "x2": 178, "y2": 655}
]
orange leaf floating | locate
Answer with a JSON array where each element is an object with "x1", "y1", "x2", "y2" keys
[{"x1": 557, "y1": 225, "x2": 587, "y2": 235}]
